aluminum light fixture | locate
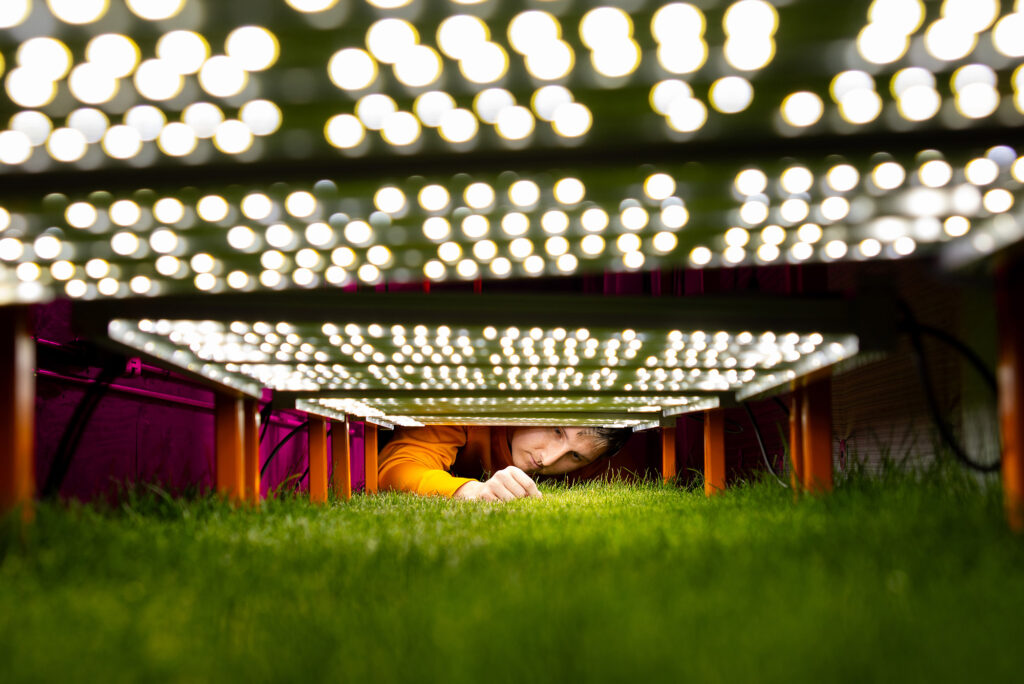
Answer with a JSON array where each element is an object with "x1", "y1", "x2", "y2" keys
[{"x1": 86, "y1": 290, "x2": 875, "y2": 427}]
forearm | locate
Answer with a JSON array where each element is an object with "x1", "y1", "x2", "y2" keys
[{"x1": 379, "y1": 459, "x2": 475, "y2": 498}]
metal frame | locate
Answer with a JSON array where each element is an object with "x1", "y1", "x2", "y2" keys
[
  {"x1": 73, "y1": 290, "x2": 889, "y2": 428},
  {"x1": 798, "y1": 371, "x2": 834, "y2": 494},
  {"x1": 332, "y1": 416, "x2": 352, "y2": 501},
  {"x1": 0, "y1": 307, "x2": 35, "y2": 521},
  {"x1": 786, "y1": 371, "x2": 834, "y2": 495},
  {"x1": 661, "y1": 419, "x2": 676, "y2": 484},
  {"x1": 704, "y1": 409, "x2": 726, "y2": 496},
  {"x1": 243, "y1": 398, "x2": 261, "y2": 506},
  {"x1": 64, "y1": 289, "x2": 891, "y2": 505},
  {"x1": 363, "y1": 423, "x2": 378, "y2": 495},
  {"x1": 74, "y1": 290, "x2": 897, "y2": 339},
  {"x1": 997, "y1": 254, "x2": 1024, "y2": 531},
  {"x1": 308, "y1": 418, "x2": 329, "y2": 504},
  {"x1": 790, "y1": 387, "x2": 804, "y2": 492},
  {"x1": 214, "y1": 394, "x2": 245, "y2": 503}
]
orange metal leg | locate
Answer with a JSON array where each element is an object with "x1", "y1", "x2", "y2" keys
[
  {"x1": 332, "y1": 417, "x2": 351, "y2": 501},
  {"x1": 997, "y1": 259, "x2": 1024, "y2": 531},
  {"x1": 215, "y1": 394, "x2": 244, "y2": 503},
  {"x1": 789, "y1": 385, "x2": 804, "y2": 492},
  {"x1": 364, "y1": 423, "x2": 378, "y2": 494},
  {"x1": 0, "y1": 307, "x2": 35, "y2": 522},
  {"x1": 704, "y1": 409, "x2": 726, "y2": 495},
  {"x1": 308, "y1": 417, "x2": 328, "y2": 504},
  {"x1": 661, "y1": 423, "x2": 677, "y2": 483},
  {"x1": 800, "y1": 374, "x2": 833, "y2": 494},
  {"x1": 242, "y1": 398, "x2": 261, "y2": 506}
]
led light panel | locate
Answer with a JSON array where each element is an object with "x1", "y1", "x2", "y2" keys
[
  {"x1": 0, "y1": 146, "x2": 1021, "y2": 303},
  {"x1": 105, "y1": 315, "x2": 857, "y2": 426},
  {"x1": 2, "y1": 0, "x2": 1022, "y2": 172},
  {"x1": 2, "y1": 1, "x2": 1023, "y2": 303}
]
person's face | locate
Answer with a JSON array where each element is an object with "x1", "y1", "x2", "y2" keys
[{"x1": 509, "y1": 427, "x2": 606, "y2": 476}]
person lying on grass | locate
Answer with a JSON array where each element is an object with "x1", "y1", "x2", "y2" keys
[{"x1": 378, "y1": 425, "x2": 632, "y2": 501}]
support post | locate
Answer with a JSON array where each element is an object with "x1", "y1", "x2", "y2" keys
[
  {"x1": 308, "y1": 417, "x2": 328, "y2": 504},
  {"x1": 0, "y1": 307, "x2": 35, "y2": 521},
  {"x1": 661, "y1": 421, "x2": 677, "y2": 483},
  {"x1": 332, "y1": 417, "x2": 351, "y2": 500},
  {"x1": 214, "y1": 393, "x2": 244, "y2": 503},
  {"x1": 242, "y1": 398, "x2": 260, "y2": 506},
  {"x1": 800, "y1": 372, "x2": 833, "y2": 494},
  {"x1": 997, "y1": 258, "x2": 1024, "y2": 531},
  {"x1": 704, "y1": 409, "x2": 726, "y2": 495},
  {"x1": 789, "y1": 384, "x2": 804, "y2": 492},
  {"x1": 364, "y1": 422, "x2": 378, "y2": 494}
]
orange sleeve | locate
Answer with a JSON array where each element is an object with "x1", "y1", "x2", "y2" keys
[{"x1": 378, "y1": 425, "x2": 476, "y2": 497}]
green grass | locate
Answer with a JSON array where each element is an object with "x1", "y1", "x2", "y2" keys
[{"x1": 2, "y1": 468, "x2": 1023, "y2": 683}]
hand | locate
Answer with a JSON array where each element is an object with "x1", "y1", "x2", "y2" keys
[{"x1": 453, "y1": 466, "x2": 542, "y2": 501}]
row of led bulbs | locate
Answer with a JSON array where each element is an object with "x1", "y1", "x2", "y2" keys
[
  {"x1": 0, "y1": 99, "x2": 282, "y2": 165},
  {"x1": 157, "y1": 318, "x2": 828, "y2": 376},
  {"x1": 124, "y1": 326, "x2": 834, "y2": 400},
  {"x1": 856, "y1": 0, "x2": 1024, "y2": 65},
  {"x1": 228, "y1": 357, "x2": 736, "y2": 394},
  {"x1": 253, "y1": 362, "x2": 754, "y2": 394},
  {"x1": 3, "y1": 28, "x2": 278, "y2": 109},
  {"x1": 1, "y1": 153, "x2": 1019, "y2": 300},
  {"x1": 146, "y1": 317, "x2": 827, "y2": 367},
  {"x1": 325, "y1": 86, "x2": 592, "y2": 148},
  {"x1": 371, "y1": 397, "x2": 684, "y2": 408},
  {"x1": 318, "y1": 3, "x2": 774, "y2": 148},
  {"x1": 323, "y1": 64, "x2": 1024, "y2": 153},
  {"x1": 0, "y1": 0, "x2": 187, "y2": 27},
  {"x1": 0, "y1": 25, "x2": 281, "y2": 163},
  {"x1": 3, "y1": 64, "x2": 1019, "y2": 166},
  {"x1": 4, "y1": 3, "x2": 1022, "y2": 163},
  {"x1": 20, "y1": 152, "x2": 1012, "y2": 246},
  {"x1": 327, "y1": 3, "x2": 777, "y2": 93},
  {"x1": 828, "y1": 64, "x2": 1024, "y2": 126},
  {"x1": 28, "y1": 146, "x2": 1015, "y2": 236},
  {"x1": 0, "y1": 224, "x2": 984, "y2": 299}
]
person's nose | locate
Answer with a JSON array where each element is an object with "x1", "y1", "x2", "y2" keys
[{"x1": 537, "y1": 448, "x2": 557, "y2": 466}]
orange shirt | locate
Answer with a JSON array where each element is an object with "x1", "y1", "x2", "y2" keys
[{"x1": 378, "y1": 425, "x2": 514, "y2": 497}]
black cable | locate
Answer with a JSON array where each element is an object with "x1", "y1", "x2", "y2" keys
[
  {"x1": 898, "y1": 301, "x2": 1000, "y2": 473},
  {"x1": 743, "y1": 402, "x2": 789, "y2": 488},
  {"x1": 913, "y1": 323, "x2": 998, "y2": 394},
  {"x1": 773, "y1": 396, "x2": 790, "y2": 417},
  {"x1": 41, "y1": 357, "x2": 124, "y2": 499},
  {"x1": 258, "y1": 401, "x2": 274, "y2": 443},
  {"x1": 292, "y1": 428, "x2": 332, "y2": 493},
  {"x1": 260, "y1": 420, "x2": 309, "y2": 477}
]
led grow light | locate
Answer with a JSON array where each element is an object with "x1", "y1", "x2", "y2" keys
[
  {"x1": 0, "y1": 1, "x2": 1021, "y2": 306},
  {"x1": 1, "y1": 145, "x2": 1022, "y2": 303},
  {"x1": 104, "y1": 313, "x2": 858, "y2": 426},
  {"x1": 2, "y1": 0, "x2": 1023, "y2": 174}
]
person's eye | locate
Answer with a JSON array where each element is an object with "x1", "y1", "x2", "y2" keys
[
  {"x1": 553, "y1": 427, "x2": 563, "y2": 437},
  {"x1": 570, "y1": 452, "x2": 582, "y2": 462}
]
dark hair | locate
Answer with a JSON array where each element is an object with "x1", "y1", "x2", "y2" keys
[{"x1": 584, "y1": 427, "x2": 633, "y2": 461}]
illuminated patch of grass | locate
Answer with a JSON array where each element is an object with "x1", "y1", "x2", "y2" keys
[{"x1": 1, "y1": 468, "x2": 1022, "y2": 682}]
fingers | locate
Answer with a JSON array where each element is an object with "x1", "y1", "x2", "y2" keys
[
  {"x1": 478, "y1": 467, "x2": 541, "y2": 502},
  {"x1": 484, "y1": 477, "x2": 518, "y2": 501},
  {"x1": 494, "y1": 469, "x2": 528, "y2": 499},
  {"x1": 453, "y1": 480, "x2": 481, "y2": 500},
  {"x1": 505, "y1": 466, "x2": 542, "y2": 498},
  {"x1": 456, "y1": 467, "x2": 541, "y2": 502}
]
